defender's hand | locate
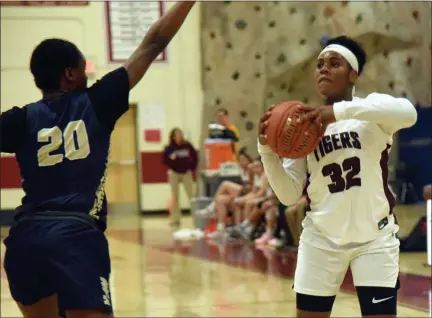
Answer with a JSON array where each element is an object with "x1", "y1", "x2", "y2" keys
[{"x1": 258, "y1": 105, "x2": 275, "y2": 145}]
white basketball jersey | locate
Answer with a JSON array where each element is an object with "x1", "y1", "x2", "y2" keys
[
  {"x1": 259, "y1": 93, "x2": 417, "y2": 246},
  {"x1": 301, "y1": 118, "x2": 397, "y2": 245}
]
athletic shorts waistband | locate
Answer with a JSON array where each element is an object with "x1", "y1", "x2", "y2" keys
[{"x1": 14, "y1": 210, "x2": 99, "y2": 230}]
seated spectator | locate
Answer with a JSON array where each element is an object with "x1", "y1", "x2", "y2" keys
[
  {"x1": 163, "y1": 127, "x2": 198, "y2": 230},
  {"x1": 227, "y1": 195, "x2": 307, "y2": 248},
  {"x1": 270, "y1": 202, "x2": 290, "y2": 248},
  {"x1": 197, "y1": 149, "x2": 253, "y2": 217},
  {"x1": 232, "y1": 158, "x2": 270, "y2": 224},
  {"x1": 254, "y1": 196, "x2": 280, "y2": 245},
  {"x1": 208, "y1": 157, "x2": 267, "y2": 238},
  {"x1": 227, "y1": 194, "x2": 278, "y2": 241}
]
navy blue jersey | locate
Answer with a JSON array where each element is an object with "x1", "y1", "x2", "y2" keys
[{"x1": 0, "y1": 67, "x2": 130, "y2": 231}]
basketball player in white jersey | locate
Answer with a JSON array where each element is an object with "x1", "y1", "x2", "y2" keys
[{"x1": 258, "y1": 35, "x2": 417, "y2": 317}]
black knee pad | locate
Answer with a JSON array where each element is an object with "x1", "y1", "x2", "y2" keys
[
  {"x1": 296, "y1": 293, "x2": 336, "y2": 312},
  {"x1": 357, "y1": 285, "x2": 399, "y2": 316}
]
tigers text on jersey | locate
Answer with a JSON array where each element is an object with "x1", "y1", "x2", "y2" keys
[
  {"x1": 0, "y1": 68, "x2": 130, "y2": 231},
  {"x1": 259, "y1": 93, "x2": 417, "y2": 246}
]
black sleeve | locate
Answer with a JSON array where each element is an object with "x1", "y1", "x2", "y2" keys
[
  {"x1": 0, "y1": 106, "x2": 27, "y2": 154},
  {"x1": 222, "y1": 128, "x2": 239, "y2": 142},
  {"x1": 87, "y1": 67, "x2": 130, "y2": 130}
]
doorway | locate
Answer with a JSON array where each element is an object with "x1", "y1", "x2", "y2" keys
[{"x1": 105, "y1": 105, "x2": 140, "y2": 215}]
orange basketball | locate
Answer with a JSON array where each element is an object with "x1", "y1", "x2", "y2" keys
[{"x1": 266, "y1": 101, "x2": 321, "y2": 159}]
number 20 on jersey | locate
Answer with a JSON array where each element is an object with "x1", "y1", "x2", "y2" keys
[{"x1": 37, "y1": 120, "x2": 90, "y2": 167}]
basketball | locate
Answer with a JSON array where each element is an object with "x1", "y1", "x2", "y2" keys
[{"x1": 266, "y1": 101, "x2": 321, "y2": 159}]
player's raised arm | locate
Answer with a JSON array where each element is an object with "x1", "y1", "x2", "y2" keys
[
  {"x1": 333, "y1": 93, "x2": 417, "y2": 135},
  {"x1": 124, "y1": 1, "x2": 195, "y2": 89}
]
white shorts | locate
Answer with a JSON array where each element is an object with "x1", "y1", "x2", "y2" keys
[{"x1": 294, "y1": 233, "x2": 400, "y2": 297}]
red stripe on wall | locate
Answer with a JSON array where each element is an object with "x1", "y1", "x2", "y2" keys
[
  {"x1": 0, "y1": 156, "x2": 22, "y2": 189},
  {"x1": 0, "y1": 152, "x2": 194, "y2": 189},
  {"x1": 140, "y1": 152, "x2": 197, "y2": 183},
  {"x1": 141, "y1": 152, "x2": 168, "y2": 183}
]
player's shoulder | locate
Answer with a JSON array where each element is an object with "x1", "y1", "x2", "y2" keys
[
  {"x1": 348, "y1": 91, "x2": 394, "y2": 102},
  {"x1": 25, "y1": 93, "x2": 92, "y2": 116},
  {"x1": 361, "y1": 92, "x2": 398, "y2": 102},
  {"x1": 0, "y1": 105, "x2": 28, "y2": 125},
  {"x1": 87, "y1": 67, "x2": 129, "y2": 94},
  {"x1": 365, "y1": 92, "x2": 388, "y2": 98}
]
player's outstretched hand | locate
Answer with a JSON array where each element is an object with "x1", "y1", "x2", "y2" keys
[
  {"x1": 258, "y1": 105, "x2": 275, "y2": 145},
  {"x1": 296, "y1": 105, "x2": 336, "y2": 137}
]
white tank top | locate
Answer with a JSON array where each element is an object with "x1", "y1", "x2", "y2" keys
[
  {"x1": 266, "y1": 186, "x2": 273, "y2": 197},
  {"x1": 253, "y1": 175, "x2": 261, "y2": 188},
  {"x1": 240, "y1": 169, "x2": 249, "y2": 183}
]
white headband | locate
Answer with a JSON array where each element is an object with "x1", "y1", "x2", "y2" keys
[{"x1": 319, "y1": 44, "x2": 359, "y2": 73}]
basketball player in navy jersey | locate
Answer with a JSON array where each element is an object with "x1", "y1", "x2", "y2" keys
[
  {"x1": 258, "y1": 36, "x2": 417, "y2": 317},
  {"x1": 0, "y1": 2, "x2": 195, "y2": 317}
]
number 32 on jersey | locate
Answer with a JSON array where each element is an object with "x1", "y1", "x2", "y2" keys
[
  {"x1": 37, "y1": 120, "x2": 90, "y2": 167},
  {"x1": 322, "y1": 156, "x2": 361, "y2": 194}
]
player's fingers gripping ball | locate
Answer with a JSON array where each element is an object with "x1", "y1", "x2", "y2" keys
[{"x1": 265, "y1": 101, "x2": 321, "y2": 159}]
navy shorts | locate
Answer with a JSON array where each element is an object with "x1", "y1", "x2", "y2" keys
[{"x1": 3, "y1": 212, "x2": 112, "y2": 314}]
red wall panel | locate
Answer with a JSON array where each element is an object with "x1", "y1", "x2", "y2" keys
[
  {"x1": 140, "y1": 152, "x2": 168, "y2": 184},
  {"x1": 0, "y1": 157, "x2": 22, "y2": 189},
  {"x1": 1, "y1": 153, "x2": 173, "y2": 189}
]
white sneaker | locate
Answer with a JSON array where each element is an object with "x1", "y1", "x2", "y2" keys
[
  {"x1": 268, "y1": 238, "x2": 283, "y2": 248},
  {"x1": 207, "y1": 230, "x2": 223, "y2": 239},
  {"x1": 197, "y1": 208, "x2": 213, "y2": 217},
  {"x1": 191, "y1": 229, "x2": 204, "y2": 239}
]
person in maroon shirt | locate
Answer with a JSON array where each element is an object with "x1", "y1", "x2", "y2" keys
[{"x1": 163, "y1": 127, "x2": 198, "y2": 230}]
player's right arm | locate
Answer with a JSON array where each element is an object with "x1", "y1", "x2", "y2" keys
[
  {"x1": 87, "y1": 2, "x2": 195, "y2": 130},
  {"x1": 124, "y1": 1, "x2": 195, "y2": 89},
  {"x1": 258, "y1": 142, "x2": 307, "y2": 206},
  {"x1": 257, "y1": 108, "x2": 308, "y2": 206}
]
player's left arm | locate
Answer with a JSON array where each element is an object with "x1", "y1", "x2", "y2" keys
[
  {"x1": 333, "y1": 93, "x2": 417, "y2": 134},
  {"x1": 299, "y1": 93, "x2": 417, "y2": 136},
  {"x1": 0, "y1": 106, "x2": 27, "y2": 154}
]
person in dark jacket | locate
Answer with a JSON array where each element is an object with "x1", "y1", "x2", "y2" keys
[{"x1": 163, "y1": 127, "x2": 198, "y2": 229}]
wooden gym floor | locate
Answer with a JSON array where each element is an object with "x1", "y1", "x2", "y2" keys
[{"x1": 1, "y1": 214, "x2": 431, "y2": 317}]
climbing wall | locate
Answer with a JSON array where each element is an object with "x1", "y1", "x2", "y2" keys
[
  {"x1": 201, "y1": 1, "x2": 267, "y2": 155},
  {"x1": 201, "y1": 1, "x2": 431, "y2": 156}
]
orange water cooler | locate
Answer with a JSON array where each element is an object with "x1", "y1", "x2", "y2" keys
[{"x1": 204, "y1": 139, "x2": 235, "y2": 171}]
